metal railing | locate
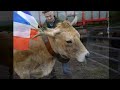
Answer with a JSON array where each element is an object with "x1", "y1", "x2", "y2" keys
[{"x1": 85, "y1": 26, "x2": 120, "y2": 79}]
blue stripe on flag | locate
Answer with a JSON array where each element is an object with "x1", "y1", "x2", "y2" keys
[
  {"x1": 22, "y1": 11, "x2": 32, "y2": 16},
  {"x1": 13, "y1": 11, "x2": 30, "y2": 25}
]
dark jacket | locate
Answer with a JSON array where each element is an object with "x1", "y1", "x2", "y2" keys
[{"x1": 42, "y1": 16, "x2": 62, "y2": 30}]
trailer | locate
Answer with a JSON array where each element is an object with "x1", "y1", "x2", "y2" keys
[{"x1": 30, "y1": 11, "x2": 109, "y2": 26}]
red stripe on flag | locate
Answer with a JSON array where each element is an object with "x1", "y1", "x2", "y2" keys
[
  {"x1": 30, "y1": 29, "x2": 39, "y2": 40},
  {"x1": 14, "y1": 29, "x2": 39, "y2": 51},
  {"x1": 14, "y1": 36, "x2": 29, "y2": 50}
]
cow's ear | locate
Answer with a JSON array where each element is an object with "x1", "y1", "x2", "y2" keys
[{"x1": 32, "y1": 29, "x2": 61, "y2": 38}]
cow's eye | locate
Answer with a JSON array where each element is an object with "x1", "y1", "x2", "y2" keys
[{"x1": 66, "y1": 40, "x2": 72, "y2": 43}]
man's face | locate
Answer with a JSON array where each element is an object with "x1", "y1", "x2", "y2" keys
[{"x1": 44, "y1": 11, "x2": 55, "y2": 22}]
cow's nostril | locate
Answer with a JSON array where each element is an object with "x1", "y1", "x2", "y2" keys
[
  {"x1": 66, "y1": 40, "x2": 72, "y2": 43},
  {"x1": 85, "y1": 53, "x2": 90, "y2": 59}
]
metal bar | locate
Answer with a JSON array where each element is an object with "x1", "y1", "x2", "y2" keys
[
  {"x1": 85, "y1": 18, "x2": 108, "y2": 22},
  {"x1": 99, "y1": 11, "x2": 100, "y2": 19},
  {"x1": 88, "y1": 43, "x2": 120, "y2": 51},
  {"x1": 87, "y1": 27, "x2": 108, "y2": 30},
  {"x1": 74, "y1": 11, "x2": 75, "y2": 17},
  {"x1": 65, "y1": 11, "x2": 67, "y2": 20},
  {"x1": 82, "y1": 11, "x2": 85, "y2": 26},
  {"x1": 91, "y1": 11, "x2": 93, "y2": 20},
  {"x1": 110, "y1": 26, "x2": 120, "y2": 29},
  {"x1": 90, "y1": 57, "x2": 108, "y2": 59},
  {"x1": 57, "y1": 11, "x2": 58, "y2": 18},
  {"x1": 89, "y1": 51, "x2": 120, "y2": 63},
  {"x1": 88, "y1": 36, "x2": 108, "y2": 39},
  {"x1": 77, "y1": 18, "x2": 108, "y2": 26},
  {"x1": 88, "y1": 58, "x2": 120, "y2": 75},
  {"x1": 106, "y1": 11, "x2": 108, "y2": 18},
  {"x1": 88, "y1": 36, "x2": 120, "y2": 40},
  {"x1": 38, "y1": 11, "x2": 41, "y2": 27},
  {"x1": 107, "y1": 11, "x2": 110, "y2": 38},
  {"x1": 87, "y1": 26, "x2": 120, "y2": 31}
]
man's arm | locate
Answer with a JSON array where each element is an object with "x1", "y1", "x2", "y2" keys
[{"x1": 41, "y1": 22, "x2": 48, "y2": 31}]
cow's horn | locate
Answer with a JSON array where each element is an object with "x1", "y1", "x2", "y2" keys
[{"x1": 70, "y1": 15, "x2": 78, "y2": 25}]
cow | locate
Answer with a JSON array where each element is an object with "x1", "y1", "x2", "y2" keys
[{"x1": 14, "y1": 20, "x2": 89, "y2": 79}]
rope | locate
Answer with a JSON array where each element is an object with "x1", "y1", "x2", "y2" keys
[{"x1": 38, "y1": 11, "x2": 42, "y2": 29}]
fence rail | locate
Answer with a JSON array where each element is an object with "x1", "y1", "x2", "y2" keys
[
  {"x1": 85, "y1": 26, "x2": 120, "y2": 78},
  {"x1": 88, "y1": 43, "x2": 120, "y2": 51},
  {"x1": 88, "y1": 58, "x2": 120, "y2": 75}
]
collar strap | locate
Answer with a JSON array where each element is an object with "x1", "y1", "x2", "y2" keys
[{"x1": 41, "y1": 35, "x2": 56, "y2": 57}]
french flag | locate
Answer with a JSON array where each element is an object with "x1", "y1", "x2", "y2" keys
[{"x1": 13, "y1": 11, "x2": 39, "y2": 50}]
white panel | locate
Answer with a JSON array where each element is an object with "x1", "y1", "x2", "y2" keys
[
  {"x1": 57, "y1": 11, "x2": 66, "y2": 21},
  {"x1": 75, "y1": 11, "x2": 82, "y2": 21},
  {"x1": 93, "y1": 11, "x2": 99, "y2": 19},
  {"x1": 85, "y1": 11, "x2": 91, "y2": 20},
  {"x1": 100, "y1": 11, "x2": 107, "y2": 18}
]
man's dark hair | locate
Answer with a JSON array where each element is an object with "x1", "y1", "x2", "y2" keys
[{"x1": 42, "y1": 11, "x2": 50, "y2": 14}]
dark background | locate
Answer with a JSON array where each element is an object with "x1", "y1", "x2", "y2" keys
[
  {"x1": 0, "y1": 11, "x2": 13, "y2": 79},
  {"x1": 109, "y1": 11, "x2": 120, "y2": 79}
]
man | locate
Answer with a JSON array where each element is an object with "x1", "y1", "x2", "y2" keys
[{"x1": 40, "y1": 11, "x2": 77, "y2": 79}]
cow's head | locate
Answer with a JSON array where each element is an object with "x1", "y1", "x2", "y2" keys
[{"x1": 34, "y1": 20, "x2": 89, "y2": 62}]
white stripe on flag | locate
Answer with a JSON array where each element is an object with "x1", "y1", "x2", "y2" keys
[
  {"x1": 17, "y1": 11, "x2": 38, "y2": 29},
  {"x1": 13, "y1": 22, "x2": 32, "y2": 38}
]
